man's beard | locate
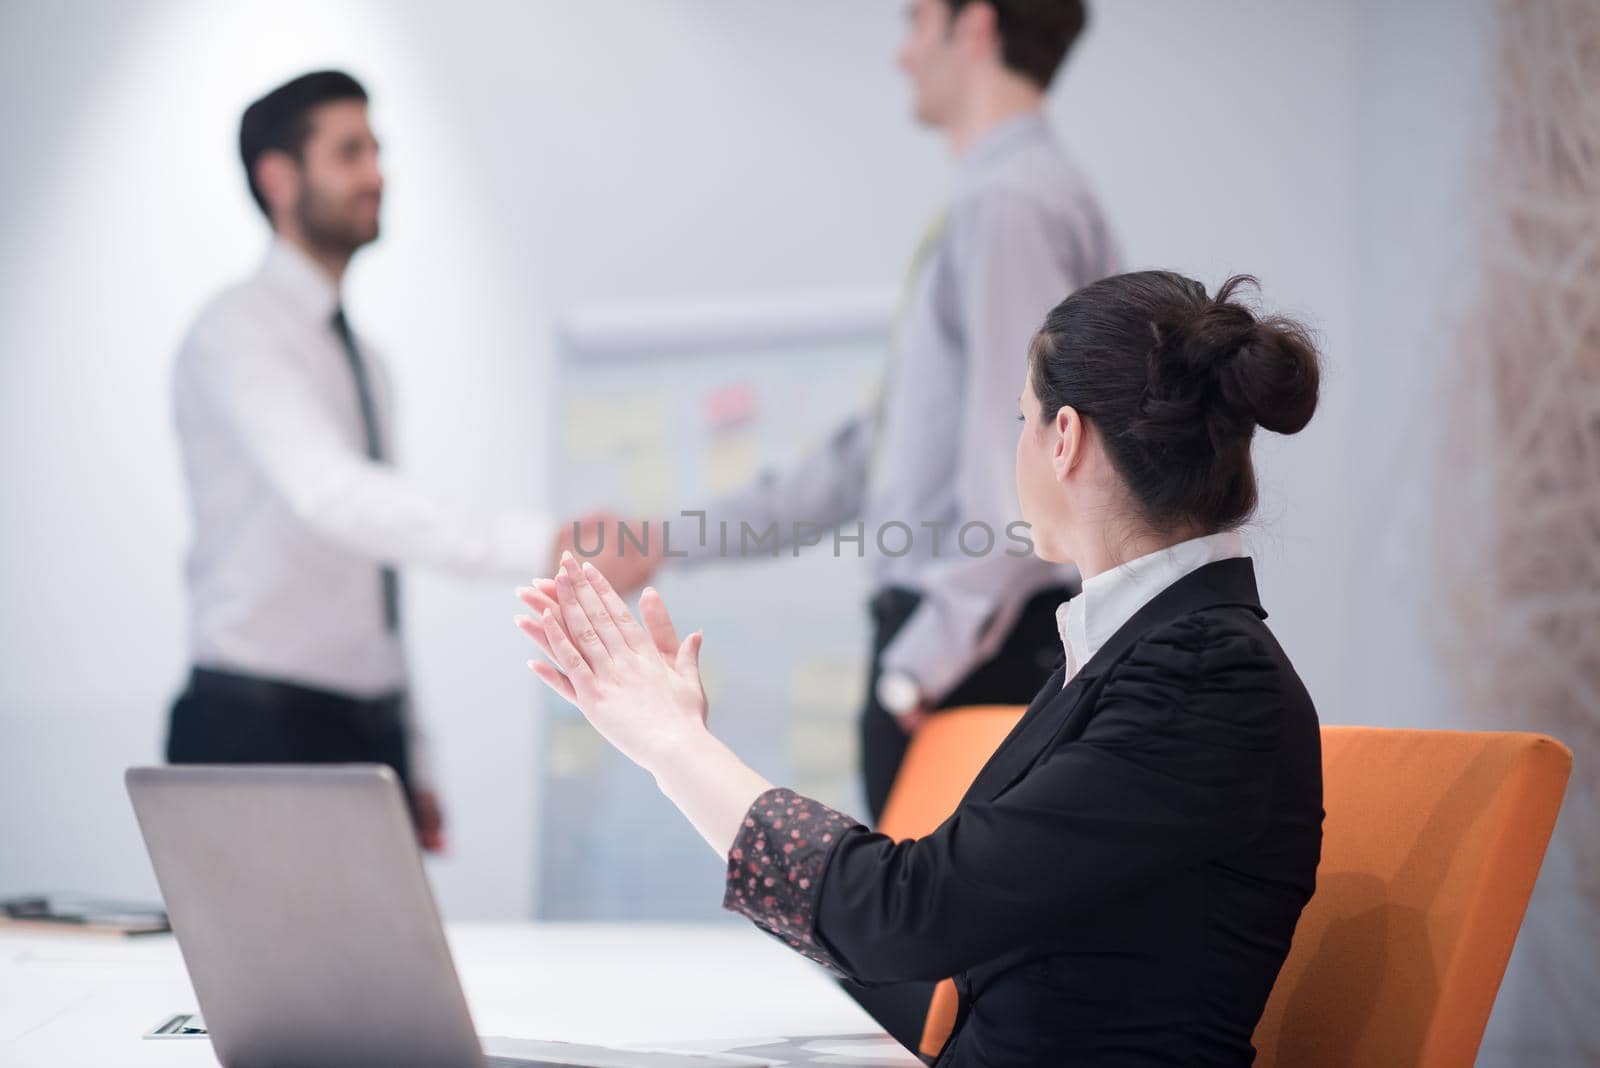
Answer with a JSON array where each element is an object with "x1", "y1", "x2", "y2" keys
[{"x1": 296, "y1": 186, "x2": 379, "y2": 259}]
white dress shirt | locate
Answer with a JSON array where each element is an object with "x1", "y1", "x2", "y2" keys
[
  {"x1": 1057, "y1": 531, "x2": 1248, "y2": 685},
  {"x1": 173, "y1": 239, "x2": 551, "y2": 700}
]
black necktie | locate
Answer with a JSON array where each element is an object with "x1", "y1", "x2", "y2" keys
[{"x1": 331, "y1": 306, "x2": 401, "y2": 633}]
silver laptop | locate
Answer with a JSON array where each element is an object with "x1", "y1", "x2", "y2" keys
[{"x1": 126, "y1": 764, "x2": 762, "y2": 1068}]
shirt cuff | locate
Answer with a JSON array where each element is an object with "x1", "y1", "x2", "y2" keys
[
  {"x1": 722, "y1": 787, "x2": 859, "y2": 977},
  {"x1": 878, "y1": 595, "x2": 1005, "y2": 704}
]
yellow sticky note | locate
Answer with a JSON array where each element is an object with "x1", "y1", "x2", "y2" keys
[{"x1": 705, "y1": 433, "x2": 760, "y2": 495}]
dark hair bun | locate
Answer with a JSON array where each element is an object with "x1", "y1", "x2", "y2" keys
[
  {"x1": 1029, "y1": 269, "x2": 1322, "y2": 533},
  {"x1": 1137, "y1": 275, "x2": 1320, "y2": 455}
]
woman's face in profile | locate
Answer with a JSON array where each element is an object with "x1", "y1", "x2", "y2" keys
[{"x1": 1015, "y1": 368, "x2": 1072, "y2": 564}]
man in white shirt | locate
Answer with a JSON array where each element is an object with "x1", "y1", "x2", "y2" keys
[{"x1": 168, "y1": 70, "x2": 648, "y2": 849}]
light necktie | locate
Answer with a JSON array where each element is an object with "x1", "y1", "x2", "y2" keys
[{"x1": 866, "y1": 210, "x2": 949, "y2": 487}]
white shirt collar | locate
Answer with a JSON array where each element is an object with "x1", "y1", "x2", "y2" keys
[
  {"x1": 259, "y1": 237, "x2": 342, "y2": 322},
  {"x1": 1055, "y1": 530, "x2": 1247, "y2": 684}
]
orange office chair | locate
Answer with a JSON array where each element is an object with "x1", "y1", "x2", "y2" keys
[
  {"x1": 876, "y1": 704, "x2": 1027, "y2": 1059},
  {"x1": 883, "y1": 718, "x2": 1574, "y2": 1065},
  {"x1": 1252, "y1": 726, "x2": 1572, "y2": 1067}
]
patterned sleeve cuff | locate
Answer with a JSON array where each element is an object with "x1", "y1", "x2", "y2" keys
[{"x1": 723, "y1": 787, "x2": 860, "y2": 976}]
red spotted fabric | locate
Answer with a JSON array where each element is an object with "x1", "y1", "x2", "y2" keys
[{"x1": 722, "y1": 787, "x2": 859, "y2": 975}]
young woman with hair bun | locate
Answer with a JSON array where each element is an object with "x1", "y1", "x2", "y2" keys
[{"x1": 518, "y1": 270, "x2": 1325, "y2": 1067}]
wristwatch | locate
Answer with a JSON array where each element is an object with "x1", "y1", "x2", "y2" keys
[{"x1": 876, "y1": 671, "x2": 923, "y2": 716}]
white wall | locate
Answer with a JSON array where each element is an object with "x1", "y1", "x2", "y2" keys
[{"x1": 1348, "y1": 0, "x2": 1495, "y2": 732}]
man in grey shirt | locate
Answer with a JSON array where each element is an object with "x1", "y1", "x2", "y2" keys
[{"x1": 671, "y1": 0, "x2": 1117, "y2": 826}]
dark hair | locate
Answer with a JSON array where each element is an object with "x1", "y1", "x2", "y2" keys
[
  {"x1": 238, "y1": 70, "x2": 368, "y2": 218},
  {"x1": 1029, "y1": 270, "x2": 1321, "y2": 534},
  {"x1": 945, "y1": 0, "x2": 1087, "y2": 89}
]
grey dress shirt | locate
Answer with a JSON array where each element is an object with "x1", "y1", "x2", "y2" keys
[{"x1": 674, "y1": 113, "x2": 1119, "y2": 700}]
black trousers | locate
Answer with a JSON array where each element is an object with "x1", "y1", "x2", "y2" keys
[
  {"x1": 846, "y1": 583, "x2": 1071, "y2": 1057},
  {"x1": 166, "y1": 668, "x2": 415, "y2": 803}
]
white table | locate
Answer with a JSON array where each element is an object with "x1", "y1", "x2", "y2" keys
[{"x1": 0, "y1": 922, "x2": 918, "y2": 1066}]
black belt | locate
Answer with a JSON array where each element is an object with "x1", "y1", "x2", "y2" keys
[
  {"x1": 184, "y1": 667, "x2": 405, "y2": 730},
  {"x1": 870, "y1": 584, "x2": 1073, "y2": 623}
]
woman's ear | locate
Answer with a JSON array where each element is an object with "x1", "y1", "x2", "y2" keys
[{"x1": 1053, "y1": 405, "x2": 1082, "y2": 484}]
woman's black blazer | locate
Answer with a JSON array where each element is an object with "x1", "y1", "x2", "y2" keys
[{"x1": 724, "y1": 557, "x2": 1324, "y2": 1066}]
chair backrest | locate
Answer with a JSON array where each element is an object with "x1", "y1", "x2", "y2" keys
[
  {"x1": 889, "y1": 718, "x2": 1574, "y2": 1065},
  {"x1": 877, "y1": 705, "x2": 1027, "y2": 841},
  {"x1": 1253, "y1": 726, "x2": 1572, "y2": 1067},
  {"x1": 877, "y1": 705, "x2": 1027, "y2": 1058}
]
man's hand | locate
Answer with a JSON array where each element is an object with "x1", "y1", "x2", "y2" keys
[
  {"x1": 550, "y1": 511, "x2": 663, "y2": 595},
  {"x1": 411, "y1": 787, "x2": 446, "y2": 853},
  {"x1": 891, "y1": 706, "x2": 929, "y2": 735}
]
